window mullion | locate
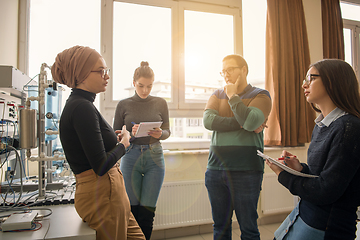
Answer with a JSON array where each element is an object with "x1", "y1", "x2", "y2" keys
[
  {"x1": 101, "y1": 0, "x2": 116, "y2": 124},
  {"x1": 355, "y1": 26, "x2": 360, "y2": 79}
]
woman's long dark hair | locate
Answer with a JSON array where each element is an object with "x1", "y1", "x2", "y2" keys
[{"x1": 310, "y1": 59, "x2": 360, "y2": 118}]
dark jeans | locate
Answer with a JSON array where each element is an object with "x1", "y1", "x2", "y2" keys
[{"x1": 205, "y1": 169, "x2": 263, "y2": 240}]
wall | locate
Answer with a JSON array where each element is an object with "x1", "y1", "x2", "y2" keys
[{"x1": 0, "y1": 0, "x2": 19, "y2": 67}]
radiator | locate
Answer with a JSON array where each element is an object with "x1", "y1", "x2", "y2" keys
[
  {"x1": 154, "y1": 180, "x2": 213, "y2": 229},
  {"x1": 260, "y1": 173, "x2": 295, "y2": 215},
  {"x1": 154, "y1": 174, "x2": 295, "y2": 229}
]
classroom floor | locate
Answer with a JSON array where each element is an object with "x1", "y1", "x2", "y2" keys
[
  {"x1": 163, "y1": 221, "x2": 360, "y2": 240},
  {"x1": 163, "y1": 222, "x2": 281, "y2": 240}
]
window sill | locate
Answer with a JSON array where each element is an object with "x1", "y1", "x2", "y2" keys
[
  {"x1": 264, "y1": 144, "x2": 309, "y2": 152},
  {"x1": 162, "y1": 138, "x2": 210, "y2": 151},
  {"x1": 162, "y1": 141, "x2": 309, "y2": 155},
  {"x1": 163, "y1": 149, "x2": 209, "y2": 155}
]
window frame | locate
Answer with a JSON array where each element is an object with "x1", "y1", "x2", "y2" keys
[
  {"x1": 343, "y1": 19, "x2": 360, "y2": 80},
  {"x1": 341, "y1": 0, "x2": 360, "y2": 80},
  {"x1": 100, "y1": 0, "x2": 242, "y2": 123},
  {"x1": 341, "y1": 0, "x2": 360, "y2": 5},
  {"x1": 18, "y1": 0, "x2": 30, "y2": 75}
]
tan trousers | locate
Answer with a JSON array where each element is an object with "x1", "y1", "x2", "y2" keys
[{"x1": 74, "y1": 165, "x2": 145, "y2": 240}]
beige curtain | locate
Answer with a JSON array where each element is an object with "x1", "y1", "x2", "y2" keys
[
  {"x1": 322, "y1": 0, "x2": 345, "y2": 59},
  {"x1": 264, "y1": 0, "x2": 315, "y2": 146}
]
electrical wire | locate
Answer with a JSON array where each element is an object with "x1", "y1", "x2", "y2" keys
[
  {"x1": 0, "y1": 222, "x2": 43, "y2": 232},
  {"x1": 0, "y1": 146, "x2": 23, "y2": 208},
  {"x1": 42, "y1": 220, "x2": 51, "y2": 239},
  {"x1": 0, "y1": 150, "x2": 11, "y2": 168},
  {"x1": 0, "y1": 102, "x2": 5, "y2": 138},
  {"x1": 0, "y1": 207, "x2": 53, "y2": 218},
  {"x1": 22, "y1": 74, "x2": 39, "y2": 92},
  {"x1": 12, "y1": 121, "x2": 28, "y2": 180},
  {"x1": 51, "y1": 118, "x2": 59, "y2": 129},
  {"x1": 5, "y1": 178, "x2": 15, "y2": 204},
  {"x1": 0, "y1": 207, "x2": 52, "y2": 233},
  {"x1": 25, "y1": 192, "x2": 57, "y2": 208}
]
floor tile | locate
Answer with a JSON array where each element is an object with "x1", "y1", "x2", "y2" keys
[
  {"x1": 163, "y1": 222, "x2": 281, "y2": 240},
  {"x1": 259, "y1": 225, "x2": 275, "y2": 240},
  {"x1": 200, "y1": 232, "x2": 213, "y2": 240},
  {"x1": 165, "y1": 235, "x2": 203, "y2": 240},
  {"x1": 262, "y1": 223, "x2": 281, "y2": 233}
]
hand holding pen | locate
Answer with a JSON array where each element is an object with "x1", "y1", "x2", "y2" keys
[
  {"x1": 131, "y1": 122, "x2": 139, "y2": 137},
  {"x1": 279, "y1": 150, "x2": 303, "y2": 172}
]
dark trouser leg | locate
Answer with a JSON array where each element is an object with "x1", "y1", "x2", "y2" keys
[
  {"x1": 131, "y1": 205, "x2": 140, "y2": 220},
  {"x1": 205, "y1": 169, "x2": 233, "y2": 240},
  {"x1": 137, "y1": 206, "x2": 156, "y2": 240}
]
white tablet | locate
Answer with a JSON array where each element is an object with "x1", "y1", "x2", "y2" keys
[{"x1": 134, "y1": 121, "x2": 163, "y2": 138}]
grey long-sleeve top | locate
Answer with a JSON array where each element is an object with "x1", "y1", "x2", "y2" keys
[{"x1": 113, "y1": 92, "x2": 170, "y2": 145}]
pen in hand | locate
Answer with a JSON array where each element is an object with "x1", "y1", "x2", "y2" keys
[
  {"x1": 277, "y1": 157, "x2": 287, "y2": 166},
  {"x1": 278, "y1": 156, "x2": 297, "y2": 166},
  {"x1": 130, "y1": 122, "x2": 139, "y2": 139}
]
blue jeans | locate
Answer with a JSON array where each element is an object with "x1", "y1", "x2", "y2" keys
[
  {"x1": 274, "y1": 203, "x2": 325, "y2": 240},
  {"x1": 120, "y1": 142, "x2": 165, "y2": 208},
  {"x1": 205, "y1": 169, "x2": 263, "y2": 240}
]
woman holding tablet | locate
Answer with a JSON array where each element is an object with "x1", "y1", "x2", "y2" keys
[{"x1": 113, "y1": 61, "x2": 170, "y2": 240}]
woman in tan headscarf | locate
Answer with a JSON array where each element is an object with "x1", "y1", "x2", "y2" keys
[{"x1": 52, "y1": 45, "x2": 145, "y2": 240}]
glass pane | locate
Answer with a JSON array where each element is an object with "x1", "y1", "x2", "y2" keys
[
  {"x1": 28, "y1": 0, "x2": 100, "y2": 162},
  {"x1": 340, "y1": 2, "x2": 360, "y2": 21},
  {"x1": 113, "y1": 2, "x2": 171, "y2": 101},
  {"x1": 29, "y1": 0, "x2": 100, "y2": 109},
  {"x1": 343, "y1": 28, "x2": 352, "y2": 66},
  {"x1": 170, "y1": 117, "x2": 211, "y2": 138},
  {"x1": 184, "y1": 10, "x2": 234, "y2": 102},
  {"x1": 242, "y1": 0, "x2": 267, "y2": 89}
]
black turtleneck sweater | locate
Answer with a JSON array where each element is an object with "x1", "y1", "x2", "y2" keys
[
  {"x1": 113, "y1": 92, "x2": 170, "y2": 145},
  {"x1": 59, "y1": 88, "x2": 126, "y2": 176}
]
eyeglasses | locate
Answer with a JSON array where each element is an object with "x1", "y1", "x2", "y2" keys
[
  {"x1": 303, "y1": 74, "x2": 320, "y2": 85},
  {"x1": 91, "y1": 68, "x2": 110, "y2": 79},
  {"x1": 220, "y1": 67, "x2": 241, "y2": 77}
]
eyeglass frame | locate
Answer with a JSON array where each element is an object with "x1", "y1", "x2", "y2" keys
[
  {"x1": 91, "y1": 68, "x2": 110, "y2": 79},
  {"x1": 303, "y1": 74, "x2": 320, "y2": 85},
  {"x1": 220, "y1": 66, "x2": 241, "y2": 77}
]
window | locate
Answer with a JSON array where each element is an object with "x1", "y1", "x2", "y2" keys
[
  {"x1": 27, "y1": 0, "x2": 101, "y2": 110},
  {"x1": 242, "y1": 0, "x2": 267, "y2": 90},
  {"x1": 102, "y1": 0, "x2": 241, "y2": 114},
  {"x1": 100, "y1": 0, "x2": 243, "y2": 148},
  {"x1": 183, "y1": 10, "x2": 234, "y2": 103},
  {"x1": 101, "y1": 0, "x2": 267, "y2": 149},
  {"x1": 23, "y1": 0, "x2": 267, "y2": 150},
  {"x1": 25, "y1": 0, "x2": 101, "y2": 152},
  {"x1": 341, "y1": 1, "x2": 360, "y2": 79},
  {"x1": 112, "y1": 2, "x2": 171, "y2": 101},
  {"x1": 186, "y1": 118, "x2": 202, "y2": 127}
]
